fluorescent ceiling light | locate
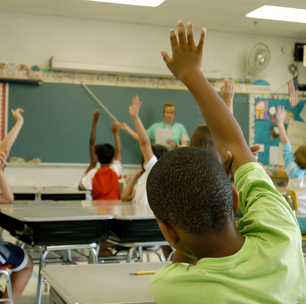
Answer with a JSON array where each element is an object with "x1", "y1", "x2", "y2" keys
[
  {"x1": 246, "y1": 5, "x2": 306, "y2": 23},
  {"x1": 87, "y1": 0, "x2": 165, "y2": 7}
]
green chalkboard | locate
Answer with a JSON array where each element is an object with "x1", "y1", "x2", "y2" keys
[{"x1": 8, "y1": 83, "x2": 249, "y2": 164}]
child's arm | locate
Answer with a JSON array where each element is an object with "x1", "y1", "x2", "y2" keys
[
  {"x1": 129, "y1": 96, "x2": 154, "y2": 164},
  {"x1": 0, "y1": 109, "x2": 24, "y2": 154},
  {"x1": 111, "y1": 122, "x2": 122, "y2": 162},
  {"x1": 220, "y1": 79, "x2": 234, "y2": 114},
  {"x1": 161, "y1": 21, "x2": 255, "y2": 174},
  {"x1": 121, "y1": 168, "x2": 144, "y2": 201},
  {"x1": 0, "y1": 150, "x2": 14, "y2": 203},
  {"x1": 120, "y1": 123, "x2": 139, "y2": 141},
  {"x1": 86, "y1": 110, "x2": 100, "y2": 173},
  {"x1": 276, "y1": 106, "x2": 289, "y2": 145}
]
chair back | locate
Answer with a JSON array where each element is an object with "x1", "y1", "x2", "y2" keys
[{"x1": 286, "y1": 190, "x2": 298, "y2": 211}]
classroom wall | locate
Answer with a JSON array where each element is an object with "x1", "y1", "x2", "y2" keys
[
  {"x1": 5, "y1": 163, "x2": 141, "y2": 187},
  {"x1": 1, "y1": 11, "x2": 306, "y2": 186},
  {"x1": 1, "y1": 11, "x2": 306, "y2": 93}
]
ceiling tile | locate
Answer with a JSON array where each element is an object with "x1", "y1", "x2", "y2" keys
[
  {"x1": 0, "y1": 0, "x2": 305, "y2": 38},
  {"x1": 0, "y1": 4, "x2": 56, "y2": 15},
  {"x1": 139, "y1": 7, "x2": 241, "y2": 28},
  {"x1": 270, "y1": 0, "x2": 306, "y2": 9},
  {"x1": 0, "y1": 0, "x2": 62, "y2": 8}
]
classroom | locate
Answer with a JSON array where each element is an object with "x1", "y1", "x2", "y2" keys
[{"x1": 1, "y1": 0, "x2": 306, "y2": 303}]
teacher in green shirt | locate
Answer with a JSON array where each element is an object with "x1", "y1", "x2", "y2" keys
[{"x1": 120, "y1": 101, "x2": 189, "y2": 149}]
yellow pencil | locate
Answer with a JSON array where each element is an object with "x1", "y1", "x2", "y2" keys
[
  {"x1": 98, "y1": 209, "x2": 107, "y2": 213},
  {"x1": 129, "y1": 270, "x2": 156, "y2": 275}
]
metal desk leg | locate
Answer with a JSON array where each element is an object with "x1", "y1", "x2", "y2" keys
[
  {"x1": 35, "y1": 249, "x2": 49, "y2": 304},
  {"x1": 88, "y1": 247, "x2": 98, "y2": 264},
  {"x1": 138, "y1": 247, "x2": 143, "y2": 262},
  {"x1": 127, "y1": 247, "x2": 136, "y2": 263}
]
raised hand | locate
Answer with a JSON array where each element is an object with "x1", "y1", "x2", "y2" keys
[
  {"x1": 93, "y1": 110, "x2": 100, "y2": 123},
  {"x1": 129, "y1": 96, "x2": 142, "y2": 119},
  {"x1": 161, "y1": 21, "x2": 206, "y2": 81},
  {"x1": 276, "y1": 106, "x2": 287, "y2": 126},
  {"x1": 11, "y1": 108, "x2": 24, "y2": 124},
  {"x1": 220, "y1": 79, "x2": 235, "y2": 113},
  {"x1": 111, "y1": 122, "x2": 120, "y2": 133},
  {"x1": 220, "y1": 80, "x2": 235, "y2": 100}
]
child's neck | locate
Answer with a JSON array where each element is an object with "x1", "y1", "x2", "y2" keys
[
  {"x1": 185, "y1": 223, "x2": 245, "y2": 259},
  {"x1": 100, "y1": 163, "x2": 110, "y2": 168}
]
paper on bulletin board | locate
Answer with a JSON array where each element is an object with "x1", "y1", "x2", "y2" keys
[
  {"x1": 299, "y1": 103, "x2": 306, "y2": 122},
  {"x1": 269, "y1": 146, "x2": 279, "y2": 165},
  {"x1": 155, "y1": 128, "x2": 172, "y2": 148},
  {"x1": 288, "y1": 133, "x2": 306, "y2": 145},
  {"x1": 287, "y1": 119, "x2": 306, "y2": 135}
]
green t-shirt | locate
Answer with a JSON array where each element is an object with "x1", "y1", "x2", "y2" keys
[
  {"x1": 146, "y1": 122, "x2": 189, "y2": 148},
  {"x1": 150, "y1": 162, "x2": 306, "y2": 304}
]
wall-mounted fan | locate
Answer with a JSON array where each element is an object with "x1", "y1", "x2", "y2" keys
[{"x1": 245, "y1": 43, "x2": 271, "y2": 81}]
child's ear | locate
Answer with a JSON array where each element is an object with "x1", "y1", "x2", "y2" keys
[
  {"x1": 232, "y1": 187, "x2": 239, "y2": 214},
  {"x1": 158, "y1": 221, "x2": 178, "y2": 247}
]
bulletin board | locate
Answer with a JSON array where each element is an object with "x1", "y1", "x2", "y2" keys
[{"x1": 252, "y1": 95, "x2": 306, "y2": 165}]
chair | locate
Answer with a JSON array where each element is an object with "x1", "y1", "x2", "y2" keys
[
  {"x1": 286, "y1": 190, "x2": 306, "y2": 243},
  {"x1": 0, "y1": 264, "x2": 13, "y2": 304}
]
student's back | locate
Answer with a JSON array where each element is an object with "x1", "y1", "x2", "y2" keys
[
  {"x1": 80, "y1": 123, "x2": 123, "y2": 200},
  {"x1": 146, "y1": 21, "x2": 306, "y2": 304},
  {"x1": 88, "y1": 161, "x2": 121, "y2": 200},
  {"x1": 149, "y1": 148, "x2": 305, "y2": 304}
]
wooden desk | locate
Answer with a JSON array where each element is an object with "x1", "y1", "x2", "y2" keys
[{"x1": 42, "y1": 262, "x2": 170, "y2": 304}]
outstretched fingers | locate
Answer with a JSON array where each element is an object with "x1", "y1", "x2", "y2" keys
[
  {"x1": 177, "y1": 20, "x2": 187, "y2": 46},
  {"x1": 161, "y1": 50, "x2": 171, "y2": 66},
  {"x1": 187, "y1": 22, "x2": 195, "y2": 46},
  {"x1": 197, "y1": 27, "x2": 206, "y2": 55},
  {"x1": 169, "y1": 28, "x2": 178, "y2": 49}
]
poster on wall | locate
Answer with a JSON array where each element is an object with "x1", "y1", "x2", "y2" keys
[
  {"x1": 0, "y1": 83, "x2": 8, "y2": 140},
  {"x1": 251, "y1": 95, "x2": 306, "y2": 166}
]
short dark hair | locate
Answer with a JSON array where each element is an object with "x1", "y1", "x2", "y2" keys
[
  {"x1": 147, "y1": 147, "x2": 233, "y2": 236},
  {"x1": 96, "y1": 144, "x2": 115, "y2": 164}
]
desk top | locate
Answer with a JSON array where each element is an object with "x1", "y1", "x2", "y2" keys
[
  {"x1": 0, "y1": 201, "x2": 113, "y2": 222},
  {"x1": 41, "y1": 262, "x2": 170, "y2": 304},
  {"x1": 0, "y1": 200, "x2": 156, "y2": 222},
  {"x1": 79, "y1": 200, "x2": 156, "y2": 220},
  {"x1": 10, "y1": 186, "x2": 38, "y2": 194},
  {"x1": 39, "y1": 186, "x2": 90, "y2": 194}
]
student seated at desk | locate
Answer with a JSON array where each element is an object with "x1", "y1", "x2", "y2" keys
[
  {"x1": 121, "y1": 96, "x2": 168, "y2": 205},
  {"x1": 0, "y1": 109, "x2": 33, "y2": 303},
  {"x1": 146, "y1": 21, "x2": 306, "y2": 303},
  {"x1": 276, "y1": 106, "x2": 306, "y2": 234},
  {"x1": 79, "y1": 117, "x2": 122, "y2": 200}
]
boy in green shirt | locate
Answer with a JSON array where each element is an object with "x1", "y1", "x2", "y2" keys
[{"x1": 146, "y1": 21, "x2": 306, "y2": 304}]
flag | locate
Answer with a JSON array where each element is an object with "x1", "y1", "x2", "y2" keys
[{"x1": 287, "y1": 76, "x2": 300, "y2": 108}]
